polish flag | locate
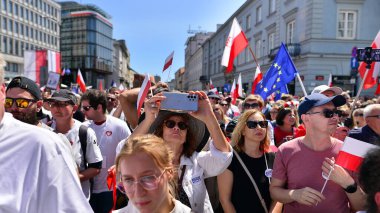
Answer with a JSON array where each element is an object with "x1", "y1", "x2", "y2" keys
[
  {"x1": 375, "y1": 83, "x2": 380, "y2": 95},
  {"x1": 358, "y1": 30, "x2": 380, "y2": 89},
  {"x1": 230, "y1": 79, "x2": 237, "y2": 105},
  {"x1": 251, "y1": 66, "x2": 263, "y2": 94},
  {"x1": 327, "y1": 73, "x2": 333, "y2": 87},
  {"x1": 137, "y1": 74, "x2": 151, "y2": 117},
  {"x1": 47, "y1": 50, "x2": 61, "y2": 74},
  {"x1": 336, "y1": 137, "x2": 378, "y2": 172},
  {"x1": 24, "y1": 50, "x2": 47, "y2": 84},
  {"x1": 162, "y1": 51, "x2": 174, "y2": 72},
  {"x1": 77, "y1": 69, "x2": 86, "y2": 92},
  {"x1": 98, "y1": 80, "x2": 103, "y2": 91},
  {"x1": 221, "y1": 18, "x2": 248, "y2": 73},
  {"x1": 237, "y1": 73, "x2": 243, "y2": 97},
  {"x1": 210, "y1": 78, "x2": 218, "y2": 94}
]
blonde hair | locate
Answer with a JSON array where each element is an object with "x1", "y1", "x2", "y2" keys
[
  {"x1": 243, "y1": 94, "x2": 264, "y2": 108},
  {"x1": 231, "y1": 109, "x2": 270, "y2": 153},
  {"x1": 115, "y1": 134, "x2": 177, "y2": 197}
]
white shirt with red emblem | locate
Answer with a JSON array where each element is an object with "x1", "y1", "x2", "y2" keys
[{"x1": 84, "y1": 115, "x2": 131, "y2": 193}]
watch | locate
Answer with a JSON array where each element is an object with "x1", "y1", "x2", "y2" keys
[{"x1": 343, "y1": 182, "x2": 357, "y2": 193}]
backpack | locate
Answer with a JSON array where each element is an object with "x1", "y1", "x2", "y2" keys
[{"x1": 79, "y1": 125, "x2": 94, "y2": 193}]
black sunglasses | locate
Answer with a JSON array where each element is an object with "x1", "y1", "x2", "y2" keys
[
  {"x1": 244, "y1": 103, "x2": 260, "y2": 109},
  {"x1": 246, "y1": 120, "x2": 268, "y2": 129},
  {"x1": 164, "y1": 120, "x2": 188, "y2": 130},
  {"x1": 306, "y1": 108, "x2": 339, "y2": 118},
  {"x1": 5, "y1": 97, "x2": 37, "y2": 108},
  {"x1": 82, "y1": 106, "x2": 94, "y2": 111}
]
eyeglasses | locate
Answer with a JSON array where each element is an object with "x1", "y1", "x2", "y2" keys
[
  {"x1": 306, "y1": 108, "x2": 339, "y2": 118},
  {"x1": 82, "y1": 106, "x2": 93, "y2": 111},
  {"x1": 244, "y1": 103, "x2": 260, "y2": 109},
  {"x1": 121, "y1": 170, "x2": 167, "y2": 193},
  {"x1": 246, "y1": 120, "x2": 268, "y2": 129},
  {"x1": 220, "y1": 103, "x2": 228, "y2": 107},
  {"x1": 5, "y1": 98, "x2": 37, "y2": 108},
  {"x1": 164, "y1": 120, "x2": 188, "y2": 130},
  {"x1": 353, "y1": 113, "x2": 363, "y2": 117},
  {"x1": 336, "y1": 110, "x2": 349, "y2": 117},
  {"x1": 366, "y1": 115, "x2": 380, "y2": 119},
  {"x1": 48, "y1": 101, "x2": 72, "y2": 108}
]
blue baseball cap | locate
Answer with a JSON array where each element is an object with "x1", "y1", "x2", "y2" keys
[{"x1": 298, "y1": 93, "x2": 346, "y2": 117}]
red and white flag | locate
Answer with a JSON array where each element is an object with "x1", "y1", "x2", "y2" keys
[
  {"x1": 336, "y1": 137, "x2": 378, "y2": 172},
  {"x1": 24, "y1": 50, "x2": 47, "y2": 84},
  {"x1": 209, "y1": 78, "x2": 218, "y2": 94},
  {"x1": 251, "y1": 66, "x2": 263, "y2": 94},
  {"x1": 98, "y1": 80, "x2": 103, "y2": 91},
  {"x1": 221, "y1": 18, "x2": 248, "y2": 73},
  {"x1": 47, "y1": 50, "x2": 61, "y2": 74},
  {"x1": 162, "y1": 51, "x2": 174, "y2": 72},
  {"x1": 237, "y1": 73, "x2": 243, "y2": 97},
  {"x1": 230, "y1": 79, "x2": 237, "y2": 105},
  {"x1": 358, "y1": 30, "x2": 380, "y2": 89},
  {"x1": 375, "y1": 83, "x2": 380, "y2": 95},
  {"x1": 137, "y1": 74, "x2": 152, "y2": 117},
  {"x1": 327, "y1": 73, "x2": 333, "y2": 87},
  {"x1": 77, "y1": 69, "x2": 86, "y2": 92},
  {"x1": 119, "y1": 83, "x2": 125, "y2": 92}
]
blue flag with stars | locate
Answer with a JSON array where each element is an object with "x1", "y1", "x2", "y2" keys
[
  {"x1": 255, "y1": 43, "x2": 298, "y2": 100},
  {"x1": 274, "y1": 85, "x2": 289, "y2": 101}
]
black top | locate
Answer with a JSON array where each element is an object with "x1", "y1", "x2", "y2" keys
[
  {"x1": 227, "y1": 151, "x2": 275, "y2": 213},
  {"x1": 348, "y1": 125, "x2": 380, "y2": 146}
]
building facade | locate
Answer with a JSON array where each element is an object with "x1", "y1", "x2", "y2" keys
[
  {"x1": 59, "y1": 1, "x2": 113, "y2": 89},
  {"x1": 112, "y1": 39, "x2": 132, "y2": 89},
  {"x1": 197, "y1": 0, "x2": 380, "y2": 97},
  {"x1": 0, "y1": 0, "x2": 61, "y2": 81},
  {"x1": 174, "y1": 67, "x2": 185, "y2": 91},
  {"x1": 184, "y1": 32, "x2": 213, "y2": 91}
]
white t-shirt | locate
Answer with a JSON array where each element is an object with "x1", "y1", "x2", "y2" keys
[
  {"x1": 52, "y1": 119, "x2": 103, "y2": 199},
  {"x1": 109, "y1": 107, "x2": 125, "y2": 121},
  {"x1": 84, "y1": 115, "x2": 131, "y2": 193},
  {"x1": 113, "y1": 199, "x2": 191, "y2": 213},
  {"x1": 0, "y1": 113, "x2": 92, "y2": 212}
]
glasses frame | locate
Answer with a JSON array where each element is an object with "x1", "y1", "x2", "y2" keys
[
  {"x1": 121, "y1": 169, "x2": 167, "y2": 194},
  {"x1": 366, "y1": 115, "x2": 380, "y2": 119},
  {"x1": 82, "y1": 106, "x2": 94, "y2": 111},
  {"x1": 164, "y1": 120, "x2": 188, "y2": 130},
  {"x1": 5, "y1": 97, "x2": 37, "y2": 108},
  {"x1": 244, "y1": 103, "x2": 260, "y2": 109},
  {"x1": 246, "y1": 120, "x2": 268, "y2": 129},
  {"x1": 306, "y1": 108, "x2": 339, "y2": 118}
]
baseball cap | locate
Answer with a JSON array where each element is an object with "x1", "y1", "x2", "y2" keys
[
  {"x1": 48, "y1": 89, "x2": 77, "y2": 105},
  {"x1": 207, "y1": 91, "x2": 220, "y2": 99},
  {"x1": 311, "y1": 85, "x2": 343, "y2": 95},
  {"x1": 6, "y1": 76, "x2": 42, "y2": 100},
  {"x1": 298, "y1": 93, "x2": 346, "y2": 117}
]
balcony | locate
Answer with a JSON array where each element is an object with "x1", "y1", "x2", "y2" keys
[{"x1": 269, "y1": 43, "x2": 301, "y2": 60}]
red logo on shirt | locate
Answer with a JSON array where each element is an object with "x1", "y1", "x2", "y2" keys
[{"x1": 106, "y1": 131, "x2": 112, "y2": 136}]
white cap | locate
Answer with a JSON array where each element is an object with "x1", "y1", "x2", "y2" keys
[{"x1": 311, "y1": 85, "x2": 343, "y2": 95}]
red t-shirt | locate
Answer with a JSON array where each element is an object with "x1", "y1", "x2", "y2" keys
[
  {"x1": 272, "y1": 138, "x2": 352, "y2": 213},
  {"x1": 274, "y1": 126, "x2": 295, "y2": 147}
]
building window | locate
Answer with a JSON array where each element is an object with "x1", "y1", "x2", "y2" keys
[
  {"x1": 269, "y1": 0, "x2": 276, "y2": 14},
  {"x1": 15, "y1": 22, "x2": 18, "y2": 34},
  {"x1": 255, "y1": 39, "x2": 261, "y2": 58},
  {"x1": 8, "y1": 1, "x2": 12, "y2": 13},
  {"x1": 14, "y1": 3, "x2": 18, "y2": 16},
  {"x1": 20, "y1": 24, "x2": 23, "y2": 35},
  {"x1": 256, "y1": 6, "x2": 262, "y2": 23},
  {"x1": 2, "y1": 17, "x2": 6, "y2": 30},
  {"x1": 286, "y1": 20, "x2": 295, "y2": 44},
  {"x1": 25, "y1": 9, "x2": 28, "y2": 20},
  {"x1": 2, "y1": 0, "x2": 6, "y2": 11},
  {"x1": 2, "y1": 36, "x2": 7, "y2": 53},
  {"x1": 268, "y1": 32, "x2": 275, "y2": 54},
  {"x1": 8, "y1": 19, "x2": 12, "y2": 32},
  {"x1": 246, "y1": 14, "x2": 251, "y2": 30},
  {"x1": 338, "y1": 10, "x2": 357, "y2": 39}
]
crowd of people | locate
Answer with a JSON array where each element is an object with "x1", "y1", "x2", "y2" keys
[{"x1": 1, "y1": 52, "x2": 380, "y2": 213}]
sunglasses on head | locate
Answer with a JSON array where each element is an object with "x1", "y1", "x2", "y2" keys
[
  {"x1": 244, "y1": 103, "x2": 260, "y2": 109},
  {"x1": 246, "y1": 120, "x2": 268, "y2": 129},
  {"x1": 82, "y1": 106, "x2": 94, "y2": 111},
  {"x1": 306, "y1": 108, "x2": 339, "y2": 118},
  {"x1": 5, "y1": 97, "x2": 37, "y2": 108},
  {"x1": 164, "y1": 120, "x2": 188, "y2": 130}
]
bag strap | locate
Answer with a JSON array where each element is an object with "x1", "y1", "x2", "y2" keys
[
  {"x1": 234, "y1": 150, "x2": 269, "y2": 213},
  {"x1": 79, "y1": 125, "x2": 88, "y2": 167}
]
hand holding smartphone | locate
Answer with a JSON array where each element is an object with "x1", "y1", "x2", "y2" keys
[{"x1": 160, "y1": 92, "x2": 198, "y2": 112}]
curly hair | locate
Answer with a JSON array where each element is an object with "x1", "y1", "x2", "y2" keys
[{"x1": 231, "y1": 109, "x2": 270, "y2": 153}]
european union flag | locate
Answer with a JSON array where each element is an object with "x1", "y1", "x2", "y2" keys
[
  {"x1": 255, "y1": 43, "x2": 298, "y2": 100},
  {"x1": 274, "y1": 85, "x2": 289, "y2": 101}
]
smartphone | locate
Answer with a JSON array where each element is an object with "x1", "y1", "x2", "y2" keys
[{"x1": 161, "y1": 92, "x2": 198, "y2": 112}]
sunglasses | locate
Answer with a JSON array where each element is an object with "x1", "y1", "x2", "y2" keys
[
  {"x1": 246, "y1": 120, "x2": 268, "y2": 129},
  {"x1": 306, "y1": 108, "x2": 340, "y2": 118},
  {"x1": 82, "y1": 106, "x2": 94, "y2": 111},
  {"x1": 244, "y1": 103, "x2": 260, "y2": 109},
  {"x1": 220, "y1": 103, "x2": 228, "y2": 106},
  {"x1": 353, "y1": 113, "x2": 363, "y2": 117},
  {"x1": 164, "y1": 120, "x2": 188, "y2": 130},
  {"x1": 48, "y1": 101, "x2": 72, "y2": 108},
  {"x1": 336, "y1": 110, "x2": 349, "y2": 117},
  {"x1": 5, "y1": 98, "x2": 37, "y2": 108}
]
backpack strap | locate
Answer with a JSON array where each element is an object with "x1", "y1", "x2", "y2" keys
[{"x1": 79, "y1": 125, "x2": 88, "y2": 168}]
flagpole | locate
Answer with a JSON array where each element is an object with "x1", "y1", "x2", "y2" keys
[
  {"x1": 248, "y1": 46, "x2": 261, "y2": 70},
  {"x1": 354, "y1": 67, "x2": 370, "y2": 105},
  {"x1": 296, "y1": 73, "x2": 308, "y2": 96},
  {"x1": 166, "y1": 66, "x2": 172, "y2": 84}
]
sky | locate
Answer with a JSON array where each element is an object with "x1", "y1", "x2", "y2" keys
[{"x1": 63, "y1": 0, "x2": 246, "y2": 81}]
